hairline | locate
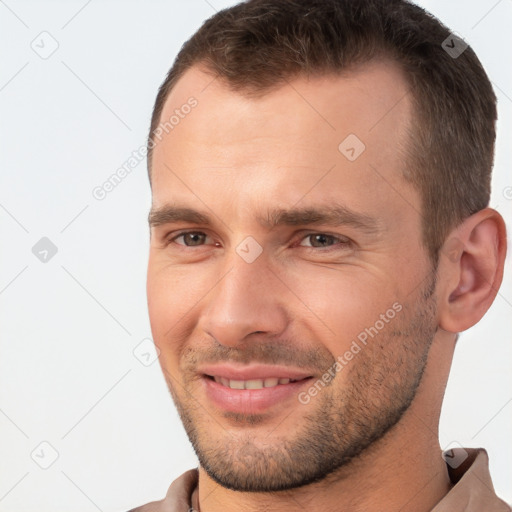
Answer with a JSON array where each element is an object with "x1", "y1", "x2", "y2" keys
[{"x1": 147, "y1": 53, "x2": 415, "y2": 182}]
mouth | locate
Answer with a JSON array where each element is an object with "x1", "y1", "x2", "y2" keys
[
  {"x1": 198, "y1": 364, "x2": 315, "y2": 414},
  {"x1": 204, "y1": 374, "x2": 311, "y2": 390}
]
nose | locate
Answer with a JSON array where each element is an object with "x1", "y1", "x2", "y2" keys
[{"x1": 199, "y1": 251, "x2": 288, "y2": 348}]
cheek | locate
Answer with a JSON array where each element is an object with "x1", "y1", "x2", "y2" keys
[
  {"x1": 146, "y1": 262, "x2": 207, "y2": 353},
  {"x1": 287, "y1": 265, "x2": 400, "y2": 354}
]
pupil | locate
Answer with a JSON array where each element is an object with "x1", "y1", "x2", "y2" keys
[
  {"x1": 313, "y1": 234, "x2": 330, "y2": 247},
  {"x1": 186, "y1": 233, "x2": 203, "y2": 245}
]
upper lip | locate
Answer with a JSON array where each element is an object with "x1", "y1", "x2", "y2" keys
[{"x1": 199, "y1": 363, "x2": 313, "y2": 381}]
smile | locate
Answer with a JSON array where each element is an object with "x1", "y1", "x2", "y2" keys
[{"x1": 208, "y1": 375, "x2": 304, "y2": 390}]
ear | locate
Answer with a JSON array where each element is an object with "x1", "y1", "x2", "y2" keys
[{"x1": 437, "y1": 208, "x2": 507, "y2": 333}]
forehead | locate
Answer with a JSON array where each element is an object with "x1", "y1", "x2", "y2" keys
[{"x1": 150, "y1": 60, "x2": 418, "y2": 229}]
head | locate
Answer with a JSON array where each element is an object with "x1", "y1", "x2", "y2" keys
[{"x1": 146, "y1": 0, "x2": 506, "y2": 493}]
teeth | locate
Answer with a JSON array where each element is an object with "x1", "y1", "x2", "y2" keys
[
  {"x1": 264, "y1": 377, "x2": 279, "y2": 387},
  {"x1": 245, "y1": 379, "x2": 264, "y2": 389},
  {"x1": 212, "y1": 376, "x2": 298, "y2": 389},
  {"x1": 229, "y1": 379, "x2": 245, "y2": 389}
]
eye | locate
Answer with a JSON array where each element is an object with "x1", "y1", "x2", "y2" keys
[
  {"x1": 169, "y1": 231, "x2": 212, "y2": 247},
  {"x1": 298, "y1": 233, "x2": 351, "y2": 249},
  {"x1": 164, "y1": 231, "x2": 351, "y2": 251}
]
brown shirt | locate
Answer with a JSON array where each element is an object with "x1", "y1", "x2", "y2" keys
[{"x1": 127, "y1": 448, "x2": 511, "y2": 511}]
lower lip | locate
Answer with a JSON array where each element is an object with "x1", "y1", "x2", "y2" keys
[{"x1": 202, "y1": 376, "x2": 313, "y2": 414}]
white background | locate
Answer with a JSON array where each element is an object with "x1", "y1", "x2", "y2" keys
[{"x1": 0, "y1": 1, "x2": 510, "y2": 510}]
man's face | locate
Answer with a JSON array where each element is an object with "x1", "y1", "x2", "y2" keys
[{"x1": 146, "y1": 61, "x2": 439, "y2": 491}]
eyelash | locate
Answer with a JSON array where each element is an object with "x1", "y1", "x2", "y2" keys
[{"x1": 165, "y1": 231, "x2": 352, "y2": 251}]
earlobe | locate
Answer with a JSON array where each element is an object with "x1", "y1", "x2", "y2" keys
[{"x1": 438, "y1": 208, "x2": 507, "y2": 334}]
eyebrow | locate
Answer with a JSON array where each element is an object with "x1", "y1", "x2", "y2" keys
[{"x1": 148, "y1": 203, "x2": 381, "y2": 235}]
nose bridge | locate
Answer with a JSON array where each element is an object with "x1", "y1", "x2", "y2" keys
[{"x1": 200, "y1": 249, "x2": 286, "y2": 346}]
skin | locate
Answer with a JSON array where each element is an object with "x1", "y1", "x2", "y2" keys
[{"x1": 146, "y1": 60, "x2": 506, "y2": 512}]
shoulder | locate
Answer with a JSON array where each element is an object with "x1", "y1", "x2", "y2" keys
[{"x1": 126, "y1": 468, "x2": 199, "y2": 512}]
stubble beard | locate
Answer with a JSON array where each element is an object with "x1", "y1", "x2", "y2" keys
[{"x1": 164, "y1": 271, "x2": 438, "y2": 492}]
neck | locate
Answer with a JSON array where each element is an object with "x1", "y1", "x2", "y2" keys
[{"x1": 196, "y1": 332, "x2": 455, "y2": 512}]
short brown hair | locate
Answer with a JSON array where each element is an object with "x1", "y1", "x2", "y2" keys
[{"x1": 148, "y1": 0, "x2": 497, "y2": 265}]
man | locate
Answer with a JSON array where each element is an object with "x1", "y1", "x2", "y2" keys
[{"x1": 130, "y1": 0, "x2": 509, "y2": 510}]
